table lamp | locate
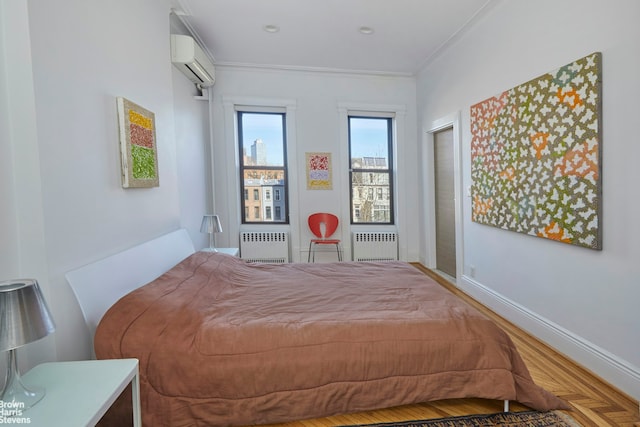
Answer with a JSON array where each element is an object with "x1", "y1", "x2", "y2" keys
[
  {"x1": 200, "y1": 214, "x2": 223, "y2": 252},
  {"x1": 0, "y1": 279, "x2": 56, "y2": 409}
]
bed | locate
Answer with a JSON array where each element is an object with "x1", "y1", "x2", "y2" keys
[{"x1": 80, "y1": 233, "x2": 567, "y2": 427}]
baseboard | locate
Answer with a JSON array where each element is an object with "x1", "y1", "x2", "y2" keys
[{"x1": 459, "y1": 274, "x2": 640, "y2": 402}]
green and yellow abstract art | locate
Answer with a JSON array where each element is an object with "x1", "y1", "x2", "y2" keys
[
  {"x1": 470, "y1": 52, "x2": 602, "y2": 249},
  {"x1": 117, "y1": 97, "x2": 159, "y2": 188}
]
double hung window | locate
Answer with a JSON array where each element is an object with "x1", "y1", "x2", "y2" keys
[
  {"x1": 348, "y1": 116, "x2": 394, "y2": 224},
  {"x1": 238, "y1": 111, "x2": 288, "y2": 223}
]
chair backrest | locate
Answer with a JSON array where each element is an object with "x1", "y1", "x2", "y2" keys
[{"x1": 308, "y1": 213, "x2": 339, "y2": 239}]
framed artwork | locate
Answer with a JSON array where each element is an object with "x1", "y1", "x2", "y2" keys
[
  {"x1": 306, "y1": 152, "x2": 332, "y2": 190},
  {"x1": 470, "y1": 52, "x2": 602, "y2": 249},
  {"x1": 117, "y1": 97, "x2": 159, "y2": 188}
]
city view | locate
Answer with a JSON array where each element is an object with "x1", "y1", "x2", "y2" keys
[
  {"x1": 242, "y1": 138, "x2": 286, "y2": 222},
  {"x1": 240, "y1": 113, "x2": 392, "y2": 224},
  {"x1": 242, "y1": 138, "x2": 391, "y2": 224}
]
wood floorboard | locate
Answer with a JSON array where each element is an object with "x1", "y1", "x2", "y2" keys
[{"x1": 253, "y1": 264, "x2": 639, "y2": 427}]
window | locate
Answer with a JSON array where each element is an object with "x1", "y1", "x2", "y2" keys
[
  {"x1": 348, "y1": 116, "x2": 394, "y2": 224},
  {"x1": 238, "y1": 111, "x2": 288, "y2": 224}
]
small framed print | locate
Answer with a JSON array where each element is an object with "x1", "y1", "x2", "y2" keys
[{"x1": 306, "y1": 152, "x2": 332, "y2": 190}]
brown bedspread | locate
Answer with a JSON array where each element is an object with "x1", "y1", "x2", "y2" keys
[{"x1": 95, "y1": 252, "x2": 567, "y2": 426}]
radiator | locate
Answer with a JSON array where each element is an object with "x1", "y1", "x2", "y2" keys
[
  {"x1": 240, "y1": 232, "x2": 290, "y2": 263},
  {"x1": 352, "y1": 232, "x2": 398, "y2": 262}
]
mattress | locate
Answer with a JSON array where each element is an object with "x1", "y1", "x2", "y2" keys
[{"x1": 95, "y1": 252, "x2": 567, "y2": 426}]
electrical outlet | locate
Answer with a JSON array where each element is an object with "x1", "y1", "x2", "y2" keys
[{"x1": 469, "y1": 265, "x2": 476, "y2": 278}]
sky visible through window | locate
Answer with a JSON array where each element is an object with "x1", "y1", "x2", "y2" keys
[
  {"x1": 241, "y1": 114, "x2": 389, "y2": 165},
  {"x1": 350, "y1": 117, "x2": 389, "y2": 161},
  {"x1": 241, "y1": 113, "x2": 284, "y2": 166}
]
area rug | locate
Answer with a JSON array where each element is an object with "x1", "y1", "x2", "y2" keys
[{"x1": 341, "y1": 411, "x2": 582, "y2": 427}]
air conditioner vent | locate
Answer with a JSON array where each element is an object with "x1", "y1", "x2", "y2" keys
[{"x1": 170, "y1": 34, "x2": 215, "y2": 87}]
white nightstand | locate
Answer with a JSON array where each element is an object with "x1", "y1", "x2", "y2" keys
[
  {"x1": 19, "y1": 358, "x2": 140, "y2": 427},
  {"x1": 201, "y1": 247, "x2": 239, "y2": 256}
]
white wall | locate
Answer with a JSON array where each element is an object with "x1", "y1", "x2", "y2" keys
[
  {"x1": 0, "y1": 0, "x2": 211, "y2": 363},
  {"x1": 209, "y1": 67, "x2": 419, "y2": 262},
  {"x1": 417, "y1": 0, "x2": 640, "y2": 398},
  {"x1": 170, "y1": 14, "x2": 213, "y2": 251},
  {"x1": 0, "y1": 0, "x2": 56, "y2": 369},
  {"x1": 0, "y1": 1, "x2": 20, "y2": 284},
  {"x1": 173, "y1": 71, "x2": 211, "y2": 250}
]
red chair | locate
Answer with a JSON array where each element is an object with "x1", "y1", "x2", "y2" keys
[{"x1": 308, "y1": 213, "x2": 342, "y2": 262}]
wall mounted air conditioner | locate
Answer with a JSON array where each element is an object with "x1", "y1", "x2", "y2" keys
[{"x1": 170, "y1": 34, "x2": 215, "y2": 88}]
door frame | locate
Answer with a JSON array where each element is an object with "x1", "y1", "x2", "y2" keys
[{"x1": 424, "y1": 112, "x2": 464, "y2": 283}]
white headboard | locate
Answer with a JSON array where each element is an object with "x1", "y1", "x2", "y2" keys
[{"x1": 66, "y1": 228, "x2": 195, "y2": 339}]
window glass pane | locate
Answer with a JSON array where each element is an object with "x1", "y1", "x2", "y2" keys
[
  {"x1": 351, "y1": 171, "x2": 391, "y2": 223},
  {"x1": 349, "y1": 115, "x2": 393, "y2": 224},
  {"x1": 240, "y1": 113, "x2": 284, "y2": 166},
  {"x1": 242, "y1": 169, "x2": 286, "y2": 223},
  {"x1": 239, "y1": 111, "x2": 288, "y2": 224},
  {"x1": 349, "y1": 117, "x2": 389, "y2": 169}
]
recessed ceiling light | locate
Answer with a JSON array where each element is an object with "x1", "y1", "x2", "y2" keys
[
  {"x1": 263, "y1": 24, "x2": 280, "y2": 33},
  {"x1": 358, "y1": 26, "x2": 374, "y2": 35}
]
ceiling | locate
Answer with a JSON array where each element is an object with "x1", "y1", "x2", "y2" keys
[{"x1": 170, "y1": 0, "x2": 494, "y2": 75}]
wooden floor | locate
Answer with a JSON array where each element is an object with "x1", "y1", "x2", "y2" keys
[{"x1": 258, "y1": 264, "x2": 639, "y2": 427}]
